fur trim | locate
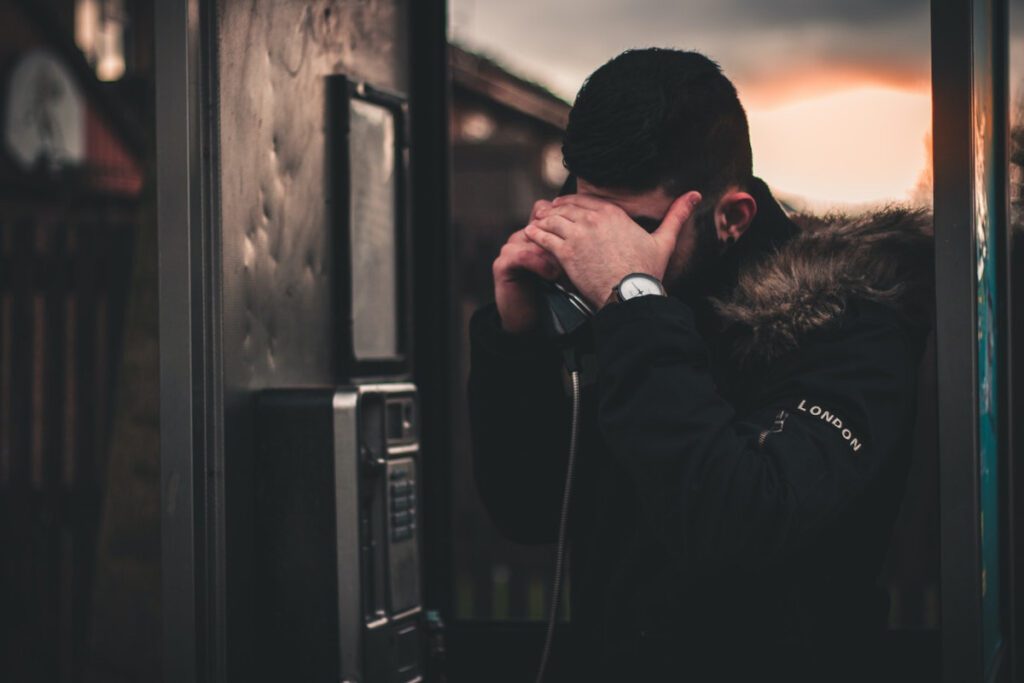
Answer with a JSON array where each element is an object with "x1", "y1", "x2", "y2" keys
[{"x1": 712, "y1": 208, "x2": 934, "y2": 366}]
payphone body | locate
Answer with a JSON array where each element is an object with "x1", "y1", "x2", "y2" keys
[
  {"x1": 254, "y1": 383, "x2": 422, "y2": 683},
  {"x1": 251, "y1": 73, "x2": 420, "y2": 682}
]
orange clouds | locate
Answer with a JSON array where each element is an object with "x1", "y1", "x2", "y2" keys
[{"x1": 746, "y1": 86, "x2": 931, "y2": 208}]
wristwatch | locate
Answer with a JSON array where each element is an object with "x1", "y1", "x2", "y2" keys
[{"x1": 607, "y1": 272, "x2": 667, "y2": 306}]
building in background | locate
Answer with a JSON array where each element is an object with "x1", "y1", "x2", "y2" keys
[{"x1": 0, "y1": 1, "x2": 156, "y2": 681}]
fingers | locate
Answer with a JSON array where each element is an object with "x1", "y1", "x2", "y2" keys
[
  {"x1": 537, "y1": 204, "x2": 590, "y2": 224},
  {"x1": 507, "y1": 228, "x2": 531, "y2": 244},
  {"x1": 531, "y1": 199, "x2": 553, "y2": 221},
  {"x1": 524, "y1": 224, "x2": 565, "y2": 256},
  {"x1": 652, "y1": 191, "x2": 702, "y2": 253},
  {"x1": 529, "y1": 213, "x2": 576, "y2": 239},
  {"x1": 494, "y1": 239, "x2": 562, "y2": 281},
  {"x1": 551, "y1": 193, "x2": 616, "y2": 213}
]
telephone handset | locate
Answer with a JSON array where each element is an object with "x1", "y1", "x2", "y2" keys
[
  {"x1": 540, "y1": 282, "x2": 593, "y2": 340},
  {"x1": 537, "y1": 174, "x2": 595, "y2": 368}
]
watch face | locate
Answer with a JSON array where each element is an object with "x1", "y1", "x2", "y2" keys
[{"x1": 619, "y1": 274, "x2": 664, "y2": 300}]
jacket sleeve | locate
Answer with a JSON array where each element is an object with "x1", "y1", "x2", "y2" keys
[
  {"x1": 592, "y1": 294, "x2": 920, "y2": 572},
  {"x1": 467, "y1": 303, "x2": 572, "y2": 544}
]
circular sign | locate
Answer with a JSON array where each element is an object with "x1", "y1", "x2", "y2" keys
[{"x1": 4, "y1": 48, "x2": 86, "y2": 172}]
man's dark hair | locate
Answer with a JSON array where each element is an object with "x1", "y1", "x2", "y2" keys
[{"x1": 562, "y1": 48, "x2": 753, "y2": 197}]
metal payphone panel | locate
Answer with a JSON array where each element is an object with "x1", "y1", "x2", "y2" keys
[{"x1": 255, "y1": 383, "x2": 422, "y2": 683}]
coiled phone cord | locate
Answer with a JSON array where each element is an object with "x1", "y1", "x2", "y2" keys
[{"x1": 535, "y1": 369, "x2": 582, "y2": 683}]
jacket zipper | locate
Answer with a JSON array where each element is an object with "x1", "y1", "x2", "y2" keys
[{"x1": 758, "y1": 409, "x2": 789, "y2": 449}]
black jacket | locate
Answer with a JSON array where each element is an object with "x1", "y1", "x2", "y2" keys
[{"x1": 468, "y1": 180, "x2": 933, "y2": 681}]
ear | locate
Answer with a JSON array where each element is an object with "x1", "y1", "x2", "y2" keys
[{"x1": 714, "y1": 190, "x2": 758, "y2": 243}]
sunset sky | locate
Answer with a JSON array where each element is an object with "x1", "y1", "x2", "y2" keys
[{"x1": 450, "y1": 0, "x2": 933, "y2": 210}]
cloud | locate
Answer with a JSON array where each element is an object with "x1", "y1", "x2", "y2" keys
[
  {"x1": 709, "y1": 0, "x2": 926, "y2": 28},
  {"x1": 450, "y1": 0, "x2": 930, "y2": 103}
]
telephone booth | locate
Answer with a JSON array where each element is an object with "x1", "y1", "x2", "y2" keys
[{"x1": 149, "y1": 1, "x2": 1019, "y2": 681}]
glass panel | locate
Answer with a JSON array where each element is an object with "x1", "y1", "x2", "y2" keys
[
  {"x1": 974, "y1": 2, "x2": 1004, "y2": 675},
  {"x1": 1011, "y1": 0, "x2": 1024, "y2": 675},
  {"x1": 450, "y1": 138, "x2": 571, "y2": 620},
  {"x1": 349, "y1": 97, "x2": 400, "y2": 360}
]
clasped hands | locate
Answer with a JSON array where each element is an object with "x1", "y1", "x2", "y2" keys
[{"x1": 523, "y1": 191, "x2": 702, "y2": 310}]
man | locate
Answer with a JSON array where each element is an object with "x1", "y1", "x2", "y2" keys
[{"x1": 468, "y1": 49, "x2": 932, "y2": 681}]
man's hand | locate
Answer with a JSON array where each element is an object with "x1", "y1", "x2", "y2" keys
[
  {"x1": 524, "y1": 191, "x2": 702, "y2": 308},
  {"x1": 492, "y1": 200, "x2": 565, "y2": 334}
]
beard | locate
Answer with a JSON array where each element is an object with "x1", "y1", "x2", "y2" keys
[{"x1": 663, "y1": 209, "x2": 723, "y2": 300}]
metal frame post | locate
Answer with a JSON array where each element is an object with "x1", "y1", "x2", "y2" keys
[
  {"x1": 155, "y1": 0, "x2": 224, "y2": 681},
  {"x1": 931, "y1": 0, "x2": 1013, "y2": 680},
  {"x1": 410, "y1": 0, "x2": 455, "y2": 626}
]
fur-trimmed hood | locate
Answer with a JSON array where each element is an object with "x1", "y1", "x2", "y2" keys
[{"x1": 711, "y1": 208, "x2": 934, "y2": 367}]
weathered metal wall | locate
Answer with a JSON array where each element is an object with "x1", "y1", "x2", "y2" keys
[
  {"x1": 215, "y1": 1, "x2": 410, "y2": 677},
  {"x1": 218, "y1": 0, "x2": 408, "y2": 385}
]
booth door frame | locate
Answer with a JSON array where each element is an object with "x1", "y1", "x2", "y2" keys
[
  {"x1": 155, "y1": 1, "x2": 220, "y2": 681},
  {"x1": 931, "y1": 0, "x2": 1017, "y2": 681}
]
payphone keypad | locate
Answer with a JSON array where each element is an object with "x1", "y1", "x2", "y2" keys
[
  {"x1": 384, "y1": 457, "x2": 420, "y2": 616},
  {"x1": 389, "y1": 468, "x2": 417, "y2": 543}
]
